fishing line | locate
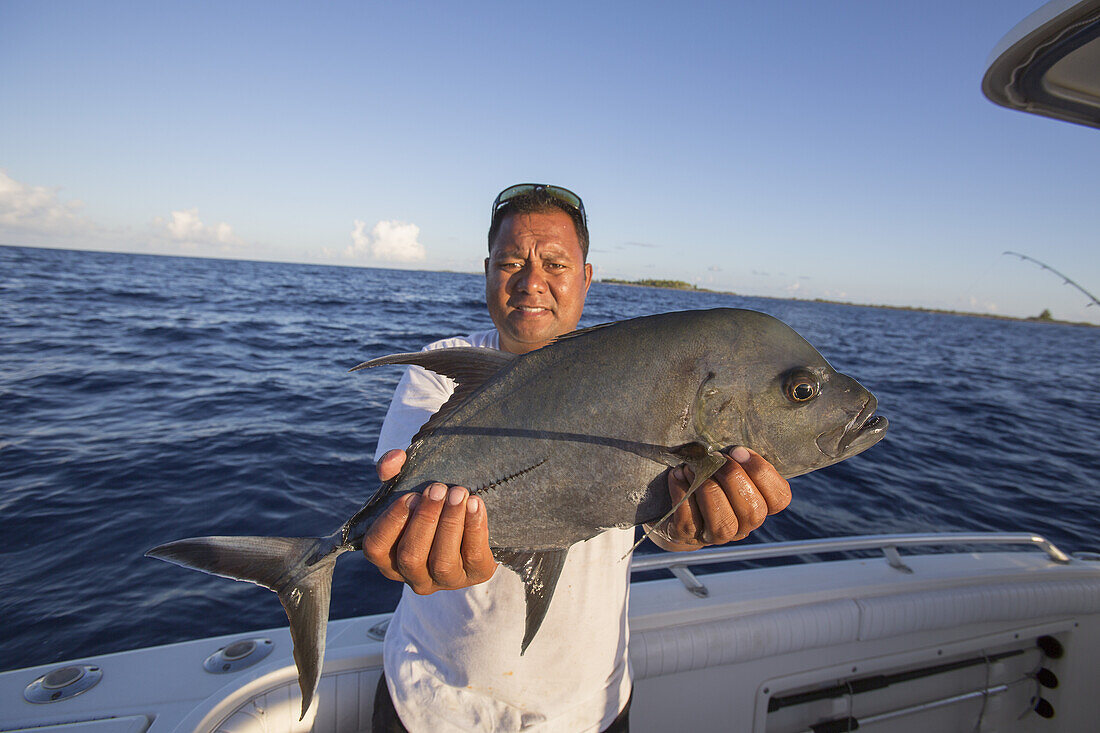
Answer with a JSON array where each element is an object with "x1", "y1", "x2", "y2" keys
[
  {"x1": 952, "y1": 252, "x2": 1012, "y2": 317},
  {"x1": 1004, "y1": 251, "x2": 1100, "y2": 308}
]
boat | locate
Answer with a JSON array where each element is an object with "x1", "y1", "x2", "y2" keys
[
  {"x1": 982, "y1": 0, "x2": 1100, "y2": 129},
  {"x1": 5, "y1": 0, "x2": 1100, "y2": 730},
  {"x1": 5, "y1": 533, "x2": 1100, "y2": 732}
]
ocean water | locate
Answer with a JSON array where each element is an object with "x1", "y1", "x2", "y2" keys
[{"x1": 2, "y1": 244, "x2": 1098, "y2": 671}]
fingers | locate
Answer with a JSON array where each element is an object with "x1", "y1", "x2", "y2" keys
[
  {"x1": 460, "y1": 496, "x2": 497, "y2": 584},
  {"x1": 395, "y1": 483, "x2": 449, "y2": 594},
  {"x1": 730, "y1": 446, "x2": 791, "y2": 515},
  {"x1": 362, "y1": 493, "x2": 416, "y2": 582},
  {"x1": 666, "y1": 466, "x2": 706, "y2": 544},
  {"x1": 664, "y1": 448, "x2": 792, "y2": 547},
  {"x1": 376, "y1": 449, "x2": 406, "y2": 482},
  {"x1": 701, "y1": 455, "x2": 767, "y2": 543},
  {"x1": 427, "y1": 487, "x2": 473, "y2": 589},
  {"x1": 362, "y1": 482, "x2": 496, "y2": 594}
]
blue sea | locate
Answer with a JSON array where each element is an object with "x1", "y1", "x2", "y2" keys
[{"x1": 2, "y1": 244, "x2": 1098, "y2": 672}]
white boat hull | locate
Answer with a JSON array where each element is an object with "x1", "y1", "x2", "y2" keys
[{"x1": 4, "y1": 535, "x2": 1099, "y2": 732}]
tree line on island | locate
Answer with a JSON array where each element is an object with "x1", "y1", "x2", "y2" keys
[
  {"x1": 598, "y1": 279, "x2": 1092, "y2": 327},
  {"x1": 601, "y1": 278, "x2": 707, "y2": 291}
]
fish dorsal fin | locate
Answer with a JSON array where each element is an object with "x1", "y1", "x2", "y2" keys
[
  {"x1": 493, "y1": 547, "x2": 569, "y2": 654},
  {"x1": 350, "y1": 347, "x2": 516, "y2": 384},
  {"x1": 550, "y1": 320, "x2": 615, "y2": 344},
  {"x1": 351, "y1": 347, "x2": 518, "y2": 441}
]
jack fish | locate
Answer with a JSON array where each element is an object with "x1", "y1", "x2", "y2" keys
[{"x1": 147, "y1": 308, "x2": 888, "y2": 718}]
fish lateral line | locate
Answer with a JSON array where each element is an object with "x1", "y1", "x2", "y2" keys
[{"x1": 427, "y1": 425, "x2": 683, "y2": 466}]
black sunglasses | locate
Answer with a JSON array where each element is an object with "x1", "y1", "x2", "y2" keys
[{"x1": 491, "y1": 183, "x2": 587, "y2": 226}]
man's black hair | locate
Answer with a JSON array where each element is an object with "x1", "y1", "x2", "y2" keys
[{"x1": 487, "y1": 189, "x2": 590, "y2": 261}]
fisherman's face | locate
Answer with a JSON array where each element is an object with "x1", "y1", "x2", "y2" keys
[{"x1": 485, "y1": 209, "x2": 593, "y2": 355}]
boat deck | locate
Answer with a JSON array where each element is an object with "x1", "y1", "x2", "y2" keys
[{"x1": 4, "y1": 533, "x2": 1100, "y2": 732}]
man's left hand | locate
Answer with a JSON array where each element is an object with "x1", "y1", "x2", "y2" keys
[{"x1": 649, "y1": 446, "x2": 791, "y2": 551}]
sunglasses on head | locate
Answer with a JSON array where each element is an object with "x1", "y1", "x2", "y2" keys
[{"x1": 491, "y1": 183, "x2": 586, "y2": 226}]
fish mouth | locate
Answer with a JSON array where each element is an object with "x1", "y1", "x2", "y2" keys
[{"x1": 817, "y1": 397, "x2": 889, "y2": 459}]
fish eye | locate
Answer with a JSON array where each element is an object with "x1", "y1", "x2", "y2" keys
[{"x1": 784, "y1": 370, "x2": 820, "y2": 403}]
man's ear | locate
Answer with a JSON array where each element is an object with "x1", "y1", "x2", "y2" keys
[
  {"x1": 584, "y1": 262, "x2": 593, "y2": 291},
  {"x1": 484, "y1": 257, "x2": 490, "y2": 275}
]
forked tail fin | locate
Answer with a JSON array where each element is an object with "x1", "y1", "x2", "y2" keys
[{"x1": 146, "y1": 535, "x2": 338, "y2": 720}]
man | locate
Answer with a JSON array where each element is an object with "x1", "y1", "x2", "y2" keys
[{"x1": 363, "y1": 184, "x2": 792, "y2": 731}]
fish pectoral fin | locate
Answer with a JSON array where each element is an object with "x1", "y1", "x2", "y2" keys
[
  {"x1": 623, "y1": 444, "x2": 728, "y2": 559},
  {"x1": 493, "y1": 547, "x2": 569, "y2": 655}
]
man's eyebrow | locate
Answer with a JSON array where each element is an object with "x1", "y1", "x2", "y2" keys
[
  {"x1": 491, "y1": 245, "x2": 575, "y2": 261},
  {"x1": 541, "y1": 248, "x2": 580, "y2": 262}
]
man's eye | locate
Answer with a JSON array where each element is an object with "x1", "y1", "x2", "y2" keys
[{"x1": 545, "y1": 262, "x2": 566, "y2": 270}]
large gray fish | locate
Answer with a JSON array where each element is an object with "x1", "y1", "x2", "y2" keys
[{"x1": 147, "y1": 308, "x2": 887, "y2": 718}]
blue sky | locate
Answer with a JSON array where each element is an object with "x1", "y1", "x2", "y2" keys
[{"x1": 3, "y1": 0, "x2": 1098, "y2": 324}]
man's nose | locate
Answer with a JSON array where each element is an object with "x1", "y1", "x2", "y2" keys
[{"x1": 514, "y1": 264, "x2": 547, "y2": 293}]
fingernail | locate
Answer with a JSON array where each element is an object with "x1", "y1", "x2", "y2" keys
[
  {"x1": 731, "y1": 446, "x2": 752, "y2": 464},
  {"x1": 467, "y1": 496, "x2": 480, "y2": 513},
  {"x1": 448, "y1": 487, "x2": 466, "y2": 506},
  {"x1": 405, "y1": 494, "x2": 420, "y2": 510},
  {"x1": 428, "y1": 483, "x2": 447, "y2": 501}
]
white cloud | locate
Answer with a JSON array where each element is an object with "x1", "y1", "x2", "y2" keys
[
  {"x1": 1, "y1": 170, "x2": 256, "y2": 257},
  {"x1": 153, "y1": 207, "x2": 243, "y2": 247},
  {"x1": 0, "y1": 169, "x2": 91, "y2": 236},
  {"x1": 346, "y1": 219, "x2": 426, "y2": 262},
  {"x1": 348, "y1": 219, "x2": 371, "y2": 256},
  {"x1": 0, "y1": 170, "x2": 247, "y2": 255},
  {"x1": 968, "y1": 295, "x2": 999, "y2": 314}
]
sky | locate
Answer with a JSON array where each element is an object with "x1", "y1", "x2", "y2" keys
[{"x1": 2, "y1": 0, "x2": 1098, "y2": 324}]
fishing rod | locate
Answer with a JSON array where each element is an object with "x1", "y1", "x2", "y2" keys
[{"x1": 1003, "y1": 251, "x2": 1100, "y2": 308}]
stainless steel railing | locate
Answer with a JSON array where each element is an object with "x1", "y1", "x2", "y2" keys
[{"x1": 629, "y1": 532, "x2": 1072, "y2": 597}]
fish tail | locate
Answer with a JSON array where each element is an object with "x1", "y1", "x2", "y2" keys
[{"x1": 146, "y1": 535, "x2": 339, "y2": 720}]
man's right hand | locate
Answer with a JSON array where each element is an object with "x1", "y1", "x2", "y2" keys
[{"x1": 362, "y1": 449, "x2": 498, "y2": 595}]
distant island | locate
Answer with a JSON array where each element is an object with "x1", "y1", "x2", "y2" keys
[
  {"x1": 805, "y1": 299, "x2": 1096, "y2": 328},
  {"x1": 599, "y1": 278, "x2": 1097, "y2": 328},
  {"x1": 601, "y1": 278, "x2": 712, "y2": 292}
]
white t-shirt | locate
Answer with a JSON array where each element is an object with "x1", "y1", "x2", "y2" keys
[{"x1": 373, "y1": 329, "x2": 634, "y2": 732}]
